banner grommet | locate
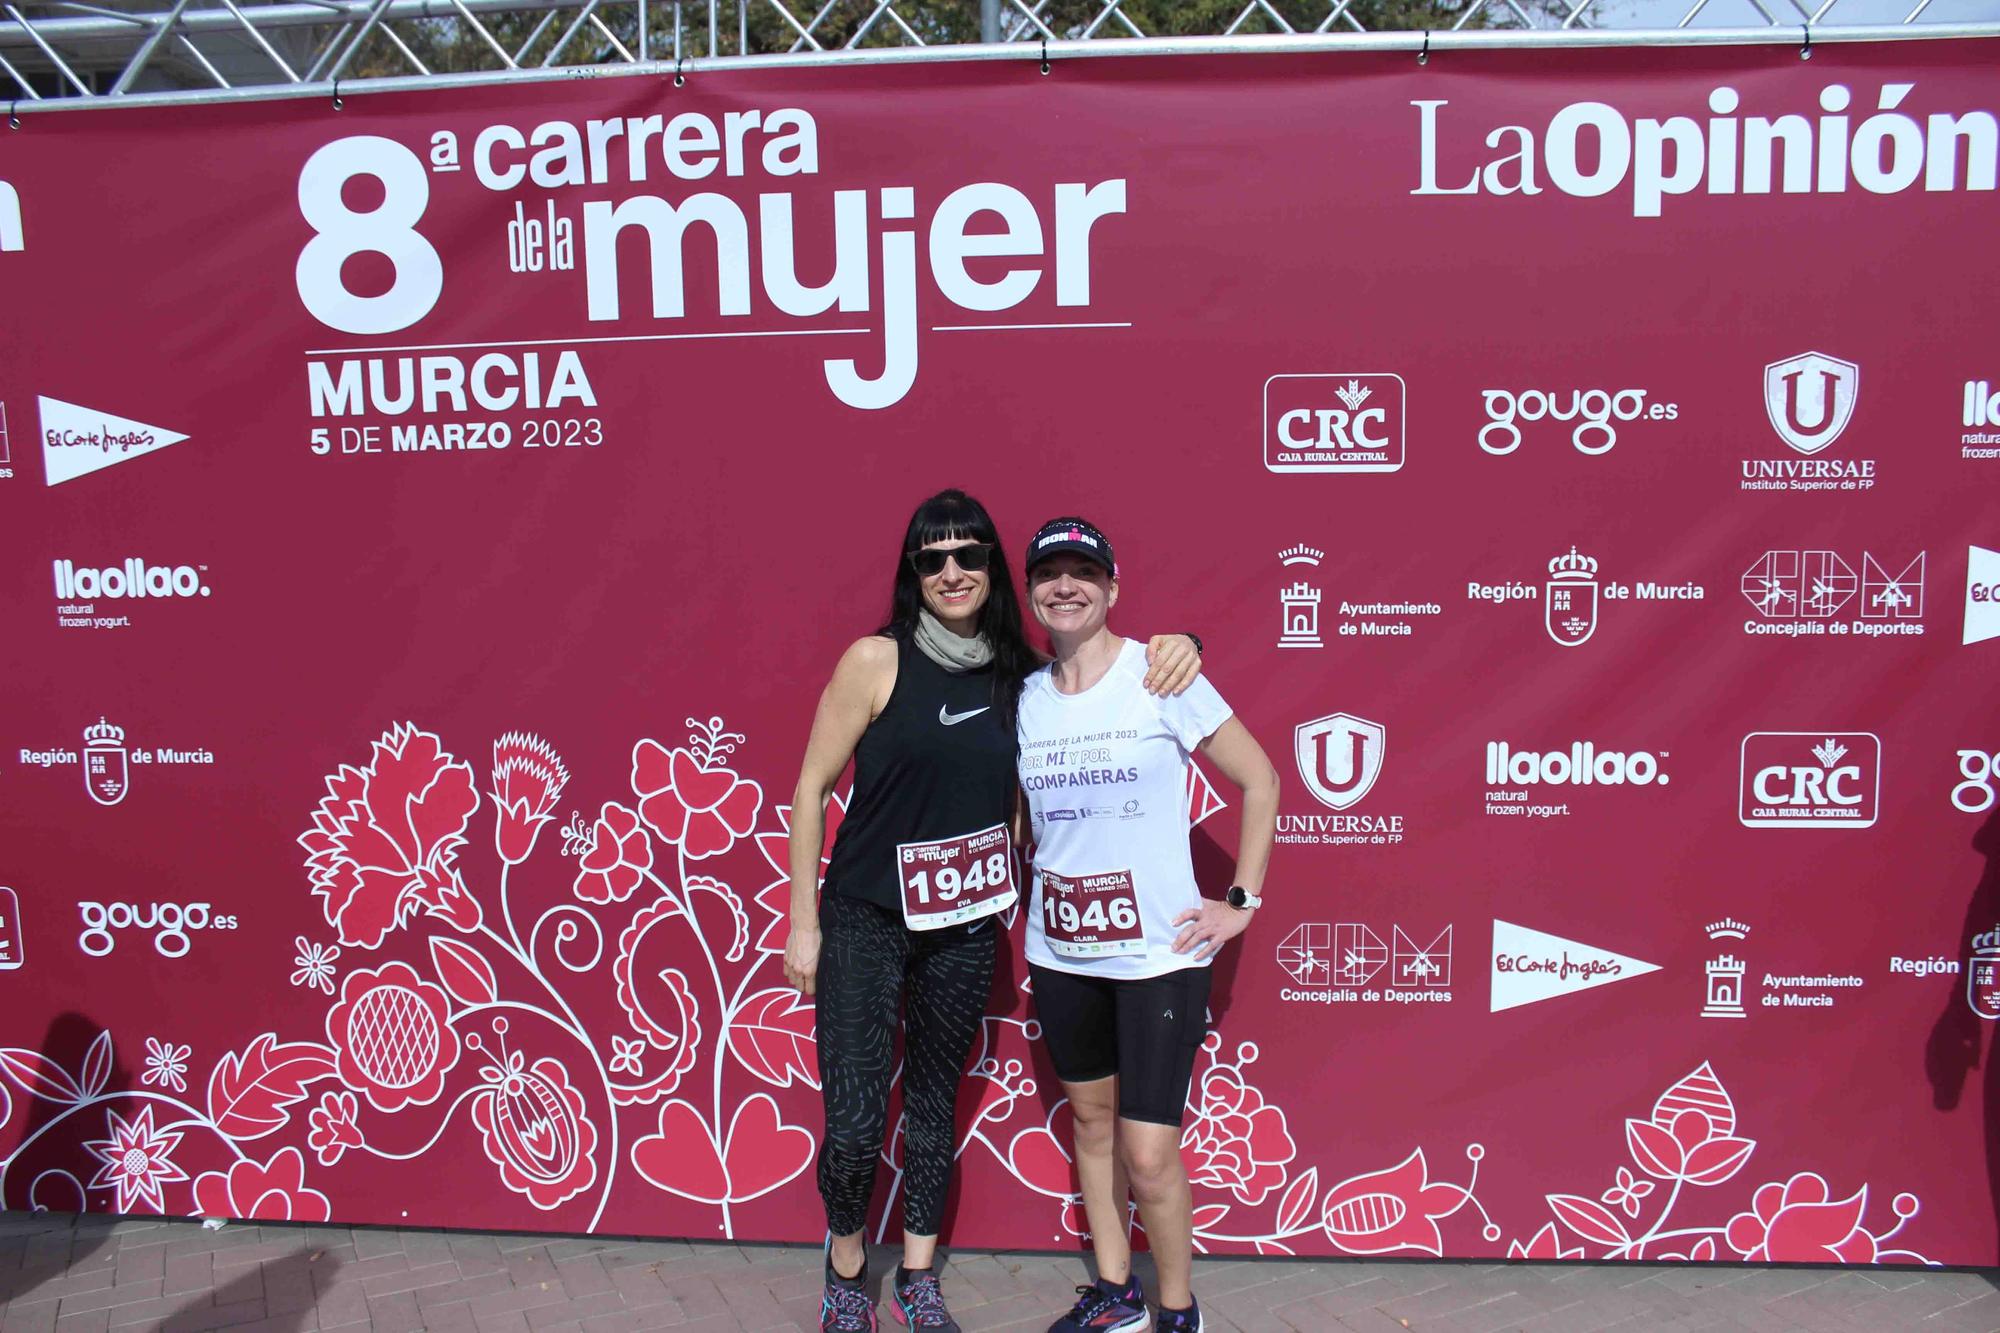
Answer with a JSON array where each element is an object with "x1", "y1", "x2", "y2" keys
[
  {"x1": 330, "y1": 78, "x2": 343, "y2": 110},
  {"x1": 674, "y1": 54, "x2": 685, "y2": 87},
  {"x1": 1800, "y1": 23, "x2": 1812, "y2": 57},
  {"x1": 1418, "y1": 30, "x2": 1430, "y2": 64},
  {"x1": 1040, "y1": 37, "x2": 1049, "y2": 75},
  {"x1": 6, "y1": 102, "x2": 18, "y2": 130}
]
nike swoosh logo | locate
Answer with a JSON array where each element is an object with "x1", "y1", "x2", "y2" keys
[{"x1": 939, "y1": 704, "x2": 990, "y2": 726}]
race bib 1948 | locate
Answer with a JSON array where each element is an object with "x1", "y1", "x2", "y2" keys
[{"x1": 897, "y1": 823, "x2": 1017, "y2": 931}]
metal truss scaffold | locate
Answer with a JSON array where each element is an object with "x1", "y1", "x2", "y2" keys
[{"x1": 0, "y1": 0, "x2": 1995, "y2": 110}]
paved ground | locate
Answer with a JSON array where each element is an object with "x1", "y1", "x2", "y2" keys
[{"x1": 2, "y1": 1211, "x2": 1997, "y2": 1333}]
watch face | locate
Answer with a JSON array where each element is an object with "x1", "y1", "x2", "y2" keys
[{"x1": 1227, "y1": 887, "x2": 1248, "y2": 907}]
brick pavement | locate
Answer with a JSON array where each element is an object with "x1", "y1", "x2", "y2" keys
[{"x1": 1, "y1": 1211, "x2": 1995, "y2": 1333}]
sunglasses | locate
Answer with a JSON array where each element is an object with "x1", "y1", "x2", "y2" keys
[{"x1": 907, "y1": 543, "x2": 994, "y2": 577}]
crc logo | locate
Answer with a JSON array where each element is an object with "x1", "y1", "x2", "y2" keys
[
  {"x1": 1763, "y1": 352, "x2": 1858, "y2": 456},
  {"x1": 1264, "y1": 374, "x2": 1406, "y2": 474},
  {"x1": 1295, "y1": 712, "x2": 1385, "y2": 811},
  {"x1": 1741, "y1": 551, "x2": 1923, "y2": 621},
  {"x1": 77, "y1": 900, "x2": 240, "y2": 957},
  {"x1": 1956, "y1": 750, "x2": 1999, "y2": 813},
  {"x1": 1478, "y1": 388, "x2": 1675, "y2": 456},
  {"x1": 1738, "y1": 732, "x2": 1881, "y2": 829}
]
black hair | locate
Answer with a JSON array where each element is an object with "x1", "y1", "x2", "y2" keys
[{"x1": 877, "y1": 489, "x2": 1042, "y2": 727}]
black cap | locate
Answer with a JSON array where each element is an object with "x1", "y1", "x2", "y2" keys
[{"x1": 1026, "y1": 517, "x2": 1116, "y2": 575}]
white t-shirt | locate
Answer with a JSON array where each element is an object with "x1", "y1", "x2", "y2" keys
[{"x1": 1018, "y1": 637, "x2": 1234, "y2": 980}]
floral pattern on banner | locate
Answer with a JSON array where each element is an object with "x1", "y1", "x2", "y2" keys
[
  {"x1": 1505, "y1": 1063, "x2": 1934, "y2": 1264},
  {"x1": 0, "y1": 718, "x2": 1944, "y2": 1264}
]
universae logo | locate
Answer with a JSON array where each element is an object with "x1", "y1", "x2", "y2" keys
[
  {"x1": 1764, "y1": 352, "x2": 1858, "y2": 456},
  {"x1": 1294, "y1": 713, "x2": 1385, "y2": 811}
]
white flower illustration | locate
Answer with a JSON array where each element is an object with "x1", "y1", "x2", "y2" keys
[
  {"x1": 141, "y1": 1038, "x2": 190, "y2": 1093},
  {"x1": 291, "y1": 936, "x2": 341, "y2": 994}
]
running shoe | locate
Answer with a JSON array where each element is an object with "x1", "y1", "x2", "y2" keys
[
  {"x1": 821, "y1": 1253, "x2": 877, "y2": 1332},
  {"x1": 1048, "y1": 1277, "x2": 1149, "y2": 1333},
  {"x1": 891, "y1": 1268, "x2": 961, "y2": 1331},
  {"x1": 1155, "y1": 1299, "x2": 1203, "y2": 1333}
]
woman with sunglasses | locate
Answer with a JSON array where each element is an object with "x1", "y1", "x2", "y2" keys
[
  {"x1": 784, "y1": 490, "x2": 1203, "y2": 1333},
  {"x1": 1016, "y1": 517, "x2": 1278, "y2": 1333}
]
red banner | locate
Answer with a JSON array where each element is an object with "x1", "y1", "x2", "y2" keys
[{"x1": 2, "y1": 41, "x2": 1997, "y2": 1265}]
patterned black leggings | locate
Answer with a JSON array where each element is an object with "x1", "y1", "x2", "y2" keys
[{"x1": 815, "y1": 892, "x2": 996, "y2": 1238}]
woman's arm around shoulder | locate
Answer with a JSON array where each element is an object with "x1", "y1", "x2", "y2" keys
[
  {"x1": 783, "y1": 636, "x2": 897, "y2": 994},
  {"x1": 1141, "y1": 634, "x2": 1204, "y2": 697}
]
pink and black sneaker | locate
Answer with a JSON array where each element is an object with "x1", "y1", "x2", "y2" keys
[
  {"x1": 1048, "y1": 1276, "x2": 1149, "y2": 1333},
  {"x1": 891, "y1": 1266, "x2": 961, "y2": 1331},
  {"x1": 820, "y1": 1250, "x2": 877, "y2": 1332}
]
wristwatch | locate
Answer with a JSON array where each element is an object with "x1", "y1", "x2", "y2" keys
[{"x1": 1225, "y1": 886, "x2": 1261, "y2": 911}]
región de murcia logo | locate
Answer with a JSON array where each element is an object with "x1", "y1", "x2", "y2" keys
[
  {"x1": 16, "y1": 719, "x2": 216, "y2": 806},
  {"x1": 1467, "y1": 546, "x2": 1704, "y2": 648}
]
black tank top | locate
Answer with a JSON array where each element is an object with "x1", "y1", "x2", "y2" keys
[{"x1": 821, "y1": 636, "x2": 1019, "y2": 911}]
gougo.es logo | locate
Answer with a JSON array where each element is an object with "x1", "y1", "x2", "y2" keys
[
  {"x1": 1956, "y1": 750, "x2": 2000, "y2": 814},
  {"x1": 77, "y1": 900, "x2": 240, "y2": 957}
]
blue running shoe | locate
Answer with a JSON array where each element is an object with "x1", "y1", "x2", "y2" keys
[
  {"x1": 1156, "y1": 1299, "x2": 1203, "y2": 1333},
  {"x1": 891, "y1": 1267, "x2": 961, "y2": 1331},
  {"x1": 821, "y1": 1248, "x2": 877, "y2": 1332},
  {"x1": 1048, "y1": 1276, "x2": 1149, "y2": 1333}
]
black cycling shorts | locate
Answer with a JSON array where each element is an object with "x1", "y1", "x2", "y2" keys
[{"x1": 1028, "y1": 963, "x2": 1210, "y2": 1126}]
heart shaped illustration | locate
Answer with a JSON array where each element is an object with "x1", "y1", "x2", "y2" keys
[
  {"x1": 671, "y1": 749, "x2": 737, "y2": 814},
  {"x1": 630, "y1": 1100, "x2": 729, "y2": 1203},
  {"x1": 1008, "y1": 1123, "x2": 1076, "y2": 1199},
  {"x1": 721, "y1": 1093, "x2": 815, "y2": 1203}
]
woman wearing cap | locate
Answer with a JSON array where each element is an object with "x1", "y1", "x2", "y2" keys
[
  {"x1": 783, "y1": 491, "x2": 1205, "y2": 1333},
  {"x1": 1016, "y1": 517, "x2": 1279, "y2": 1333}
]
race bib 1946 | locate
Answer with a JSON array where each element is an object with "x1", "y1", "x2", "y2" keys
[{"x1": 1039, "y1": 868, "x2": 1144, "y2": 958}]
